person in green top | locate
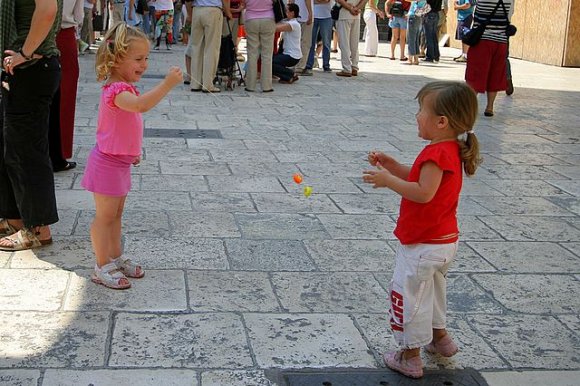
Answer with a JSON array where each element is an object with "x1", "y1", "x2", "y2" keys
[{"x1": 0, "y1": 0, "x2": 63, "y2": 251}]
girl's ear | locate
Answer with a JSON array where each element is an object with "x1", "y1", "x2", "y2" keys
[{"x1": 437, "y1": 115, "x2": 449, "y2": 130}]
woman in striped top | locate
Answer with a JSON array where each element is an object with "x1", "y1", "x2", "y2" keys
[{"x1": 464, "y1": 0, "x2": 514, "y2": 117}]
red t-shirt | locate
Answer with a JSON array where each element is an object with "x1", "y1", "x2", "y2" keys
[{"x1": 394, "y1": 141, "x2": 462, "y2": 245}]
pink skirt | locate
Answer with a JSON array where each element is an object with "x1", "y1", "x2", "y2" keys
[{"x1": 81, "y1": 146, "x2": 136, "y2": 197}]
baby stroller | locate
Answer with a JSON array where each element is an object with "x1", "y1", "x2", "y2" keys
[{"x1": 216, "y1": 20, "x2": 244, "y2": 90}]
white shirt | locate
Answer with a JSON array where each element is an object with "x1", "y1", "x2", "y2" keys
[
  {"x1": 282, "y1": 18, "x2": 302, "y2": 59},
  {"x1": 62, "y1": 0, "x2": 85, "y2": 29},
  {"x1": 313, "y1": 0, "x2": 333, "y2": 19},
  {"x1": 154, "y1": 0, "x2": 174, "y2": 11}
]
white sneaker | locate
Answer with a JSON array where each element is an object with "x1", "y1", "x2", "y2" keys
[{"x1": 78, "y1": 40, "x2": 89, "y2": 54}]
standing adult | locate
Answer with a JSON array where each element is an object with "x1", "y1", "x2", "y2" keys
[
  {"x1": 244, "y1": 0, "x2": 275, "y2": 92},
  {"x1": 0, "y1": 0, "x2": 62, "y2": 251},
  {"x1": 386, "y1": 0, "x2": 410, "y2": 61},
  {"x1": 422, "y1": 0, "x2": 441, "y2": 63},
  {"x1": 188, "y1": 0, "x2": 231, "y2": 91},
  {"x1": 108, "y1": 0, "x2": 125, "y2": 28},
  {"x1": 273, "y1": 3, "x2": 301, "y2": 83},
  {"x1": 465, "y1": 0, "x2": 514, "y2": 116},
  {"x1": 452, "y1": 0, "x2": 475, "y2": 62},
  {"x1": 49, "y1": 0, "x2": 83, "y2": 172},
  {"x1": 335, "y1": 0, "x2": 364, "y2": 77},
  {"x1": 292, "y1": 0, "x2": 313, "y2": 76},
  {"x1": 153, "y1": 0, "x2": 174, "y2": 49},
  {"x1": 81, "y1": 0, "x2": 95, "y2": 48},
  {"x1": 304, "y1": 0, "x2": 333, "y2": 73},
  {"x1": 363, "y1": 0, "x2": 384, "y2": 57}
]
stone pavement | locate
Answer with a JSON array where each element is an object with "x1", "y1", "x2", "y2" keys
[{"x1": 0, "y1": 41, "x2": 579, "y2": 386}]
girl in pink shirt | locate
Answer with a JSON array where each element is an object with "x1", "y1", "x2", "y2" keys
[
  {"x1": 363, "y1": 81, "x2": 481, "y2": 378},
  {"x1": 81, "y1": 22, "x2": 182, "y2": 289}
]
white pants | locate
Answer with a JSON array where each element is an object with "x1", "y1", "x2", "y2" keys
[
  {"x1": 363, "y1": 9, "x2": 378, "y2": 56},
  {"x1": 389, "y1": 241, "x2": 458, "y2": 349},
  {"x1": 336, "y1": 18, "x2": 360, "y2": 72}
]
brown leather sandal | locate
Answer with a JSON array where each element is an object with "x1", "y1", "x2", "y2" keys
[{"x1": 0, "y1": 228, "x2": 52, "y2": 251}]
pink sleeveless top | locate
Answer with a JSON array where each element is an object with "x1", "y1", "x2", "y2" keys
[{"x1": 96, "y1": 82, "x2": 143, "y2": 156}]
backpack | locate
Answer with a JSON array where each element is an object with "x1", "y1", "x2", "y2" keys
[{"x1": 389, "y1": 1, "x2": 405, "y2": 17}]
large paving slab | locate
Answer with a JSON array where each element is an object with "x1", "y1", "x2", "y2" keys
[{"x1": 244, "y1": 313, "x2": 376, "y2": 368}]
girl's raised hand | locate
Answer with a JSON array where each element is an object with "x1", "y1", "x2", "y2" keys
[
  {"x1": 362, "y1": 163, "x2": 393, "y2": 189},
  {"x1": 165, "y1": 66, "x2": 183, "y2": 88}
]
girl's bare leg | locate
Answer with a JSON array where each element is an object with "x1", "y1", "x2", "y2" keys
[{"x1": 90, "y1": 193, "x2": 125, "y2": 268}]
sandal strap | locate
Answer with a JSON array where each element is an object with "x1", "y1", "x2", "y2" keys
[
  {"x1": 113, "y1": 256, "x2": 143, "y2": 277},
  {"x1": 0, "y1": 219, "x2": 18, "y2": 236},
  {"x1": 0, "y1": 228, "x2": 42, "y2": 251}
]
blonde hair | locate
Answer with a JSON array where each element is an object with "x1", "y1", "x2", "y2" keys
[
  {"x1": 95, "y1": 22, "x2": 149, "y2": 82},
  {"x1": 416, "y1": 81, "x2": 482, "y2": 176}
]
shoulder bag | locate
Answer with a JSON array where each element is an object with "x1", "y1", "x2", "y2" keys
[
  {"x1": 462, "y1": 0, "x2": 502, "y2": 47},
  {"x1": 273, "y1": 0, "x2": 287, "y2": 23},
  {"x1": 331, "y1": 4, "x2": 342, "y2": 21}
]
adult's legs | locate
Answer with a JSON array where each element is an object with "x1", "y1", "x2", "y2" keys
[
  {"x1": 363, "y1": 9, "x2": 378, "y2": 56},
  {"x1": 295, "y1": 21, "x2": 314, "y2": 72},
  {"x1": 190, "y1": 10, "x2": 206, "y2": 88},
  {"x1": 273, "y1": 53, "x2": 299, "y2": 81},
  {"x1": 245, "y1": 19, "x2": 260, "y2": 90},
  {"x1": 423, "y1": 12, "x2": 439, "y2": 61},
  {"x1": 306, "y1": 18, "x2": 321, "y2": 70},
  {"x1": 390, "y1": 28, "x2": 400, "y2": 59},
  {"x1": 336, "y1": 19, "x2": 352, "y2": 72},
  {"x1": 319, "y1": 17, "x2": 333, "y2": 70},
  {"x1": 200, "y1": 8, "x2": 223, "y2": 90},
  {"x1": 349, "y1": 17, "x2": 360, "y2": 71},
  {"x1": 0, "y1": 58, "x2": 60, "y2": 229},
  {"x1": 399, "y1": 28, "x2": 407, "y2": 59},
  {"x1": 259, "y1": 18, "x2": 276, "y2": 91}
]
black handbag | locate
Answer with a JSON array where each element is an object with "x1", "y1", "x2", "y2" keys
[
  {"x1": 331, "y1": 4, "x2": 342, "y2": 21},
  {"x1": 93, "y1": 14, "x2": 104, "y2": 32},
  {"x1": 273, "y1": 0, "x2": 287, "y2": 23}
]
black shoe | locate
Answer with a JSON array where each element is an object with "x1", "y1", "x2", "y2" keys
[
  {"x1": 506, "y1": 79, "x2": 514, "y2": 96},
  {"x1": 53, "y1": 161, "x2": 77, "y2": 172}
]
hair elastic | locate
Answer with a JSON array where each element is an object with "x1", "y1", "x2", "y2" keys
[{"x1": 467, "y1": 130, "x2": 475, "y2": 134}]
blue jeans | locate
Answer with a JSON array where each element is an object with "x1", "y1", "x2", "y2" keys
[
  {"x1": 407, "y1": 15, "x2": 422, "y2": 56},
  {"x1": 273, "y1": 53, "x2": 299, "y2": 81},
  {"x1": 306, "y1": 17, "x2": 332, "y2": 70},
  {"x1": 423, "y1": 12, "x2": 439, "y2": 61}
]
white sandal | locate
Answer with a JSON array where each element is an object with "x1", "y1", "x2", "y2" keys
[
  {"x1": 113, "y1": 256, "x2": 145, "y2": 278},
  {"x1": 91, "y1": 262, "x2": 131, "y2": 289}
]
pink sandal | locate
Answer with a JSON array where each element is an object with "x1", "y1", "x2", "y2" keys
[
  {"x1": 425, "y1": 334, "x2": 459, "y2": 357},
  {"x1": 383, "y1": 350, "x2": 423, "y2": 379}
]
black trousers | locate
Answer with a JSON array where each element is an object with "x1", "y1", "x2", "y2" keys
[{"x1": 0, "y1": 57, "x2": 61, "y2": 228}]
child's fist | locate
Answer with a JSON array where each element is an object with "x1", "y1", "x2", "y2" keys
[
  {"x1": 165, "y1": 66, "x2": 183, "y2": 87},
  {"x1": 368, "y1": 151, "x2": 381, "y2": 166}
]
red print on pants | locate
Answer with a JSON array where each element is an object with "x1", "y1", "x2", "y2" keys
[{"x1": 390, "y1": 290, "x2": 404, "y2": 332}]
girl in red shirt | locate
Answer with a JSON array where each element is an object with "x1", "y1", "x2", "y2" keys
[{"x1": 363, "y1": 81, "x2": 481, "y2": 379}]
